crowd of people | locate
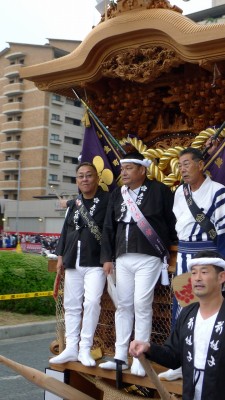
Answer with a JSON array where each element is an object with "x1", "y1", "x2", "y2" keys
[
  {"x1": 0, "y1": 233, "x2": 18, "y2": 248},
  {"x1": 46, "y1": 141, "x2": 225, "y2": 400},
  {"x1": 0, "y1": 232, "x2": 59, "y2": 253}
]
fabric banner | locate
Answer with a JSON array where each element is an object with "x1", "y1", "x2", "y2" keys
[
  {"x1": 204, "y1": 139, "x2": 225, "y2": 186},
  {"x1": 81, "y1": 113, "x2": 123, "y2": 191}
]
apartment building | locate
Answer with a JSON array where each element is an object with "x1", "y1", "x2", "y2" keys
[{"x1": 0, "y1": 39, "x2": 84, "y2": 203}]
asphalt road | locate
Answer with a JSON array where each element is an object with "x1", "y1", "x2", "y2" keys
[{"x1": 0, "y1": 333, "x2": 56, "y2": 400}]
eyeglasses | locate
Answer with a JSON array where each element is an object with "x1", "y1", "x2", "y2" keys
[{"x1": 76, "y1": 174, "x2": 94, "y2": 180}]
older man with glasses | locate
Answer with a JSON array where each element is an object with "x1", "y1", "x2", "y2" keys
[{"x1": 50, "y1": 162, "x2": 109, "y2": 367}]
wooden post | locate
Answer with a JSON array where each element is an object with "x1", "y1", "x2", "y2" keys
[
  {"x1": 139, "y1": 354, "x2": 177, "y2": 400},
  {"x1": 0, "y1": 355, "x2": 95, "y2": 400}
]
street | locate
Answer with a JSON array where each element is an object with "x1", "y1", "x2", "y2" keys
[{"x1": 0, "y1": 333, "x2": 56, "y2": 400}]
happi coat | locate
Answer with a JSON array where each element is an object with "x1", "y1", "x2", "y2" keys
[
  {"x1": 100, "y1": 178, "x2": 177, "y2": 263},
  {"x1": 173, "y1": 175, "x2": 225, "y2": 257},
  {"x1": 146, "y1": 301, "x2": 225, "y2": 400},
  {"x1": 56, "y1": 187, "x2": 109, "y2": 268}
]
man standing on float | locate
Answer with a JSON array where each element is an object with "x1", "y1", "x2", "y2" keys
[
  {"x1": 99, "y1": 151, "x2": 177, "y2": 376},
  {"x1": 159, "y1": 147, "x2": 225, "y2": 381}
]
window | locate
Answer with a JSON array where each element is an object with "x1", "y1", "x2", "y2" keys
[
  {"x1": 73, "y1": 138, "x2": 81, "y2": 145},
  {"x1": 51, "y1": 114, "x2": 61, "y2": 121},
  {"x1": 64, "y1": 156, "x2": 78, "y2": 165},
  {"x1": 6, "y1": 137, "x2": 12, "y2": 141},
  {"x1": 65, "y1": 98, "x2": 81, "y2": 107},
  {"x1": 49, "y1": 174, "x2": 58, "y2": 181},
  {"x1": 65, "y1": 117, "x2": 81, "y2": 126},
  {"x1": 50, "y1": 133, "x2": 60, "y2": 141},
  {"x1": 52, "y1": 94, "x2": 62, "y2": 102},
  {"x1": 74, "y1": 100, "x2": 81, "y2": 107},
  {"x1": 8, "y1": 98, "x2": 14, "y2": 103},
  {"x1": 64, "y1": 136, "x2": 82, "y2": 145},
  {"x1": 4, "y1": 194, "x2": 8, "y2": 199},
  {"x1": 49, "y1": 154, "x2": 59, "y2": 161},
  {"x1": 5, "y1": 175, "x2": 10, "y2": 180},
  {"x1": 63, "y1": 176, "x2": 76, "y2": 184}
]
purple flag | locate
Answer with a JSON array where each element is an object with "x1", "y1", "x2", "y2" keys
[
  {"x1": 81, "y1": 115, "x2": 122, "y2": 191},
  {"x1": 204, "y1": 139, "x2": 225, "y2": 186}
]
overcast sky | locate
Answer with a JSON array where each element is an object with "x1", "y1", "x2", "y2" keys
[{"x1": 0, "y1": 0, "x2": 212, "y2": 51}]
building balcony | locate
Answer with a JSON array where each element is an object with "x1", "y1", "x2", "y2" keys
[
  {"x1": 4, "y1": 64, "x2": 21, "y2": 78},
  {"x1": 0, "y1": 160, "x2": 20, "y2": 171},
  {"x1": 5, "y1": 51, "x2": 26, "y2": 60},
  {"x1": 1, "y1": 140, "x2": 22, "y2": 152},
  {"x1": 2, "y1": 121, "x2": 23, "y2": 133},
  {"x1": 50, "y1": 119, "x2": 63, "y2": 125},
  {"x1": 2, "y1": 102, "x2": 23, "y2": 114},
  {"x1": 48, "y1": 179, "x2": 60, "y2": 186},
  {"x1": 51, "y1": 98, "x2": 64, "y2": 106},
  {"x1": 0, "y1": 180, "x2": 18, "y2": 191},
  {"x1": 49, "y1": 159, "x2": 61, "y2": 165},
  {"x1": 3, "y1": 82, "x2": 24, "y2": 96},
  {"x1": 50, "y1": 138, "x2": 62, "y2": 145}
]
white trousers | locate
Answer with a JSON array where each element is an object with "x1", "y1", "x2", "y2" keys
[
  {"x1": 115, "y1": 253, "x2": 162, "y2": 362},
  {"x1": 64, "y1": 258, "x2": 106, "y2": 351}
]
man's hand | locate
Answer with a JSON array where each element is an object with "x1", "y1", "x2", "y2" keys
[
  {"x1": 129, "y1": 340, "x2": 150, "y2": 358},
  {"x1": 59, "y1": 199, "x2": 68, "y2": 209},
  {"x1": 205, "y1": 136, "x2": 221, "y2": 155},
  {"x1": 103, "y1": 261, "x2": 114, "y2": 275}
]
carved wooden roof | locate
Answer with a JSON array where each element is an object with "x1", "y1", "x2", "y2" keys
[
  {"x1": 20, "y1": 6, "x2": 225, "y2": 96},
  {"x1": 19, "y1": 2, "x2": 225, "y2": 146}
]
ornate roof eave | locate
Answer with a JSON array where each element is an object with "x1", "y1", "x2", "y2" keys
[{"x1": 20, "y1": 8, "x2": 225, "y2": 95}]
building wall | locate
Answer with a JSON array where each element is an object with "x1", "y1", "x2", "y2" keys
[
  {"x1": 0, "y1": 40, "x2": 84, "y2": 234},
  {"x1": 0, "y1": 40, "x2": 84, "y2": 203},
  {"x1": 3, "y1": 199, "x2": 66, "y2": 234},
  {"x1": 212, "y1": 0, "x2": 225, "y2": 6}
]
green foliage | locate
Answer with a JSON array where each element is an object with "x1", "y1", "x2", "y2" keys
[{"x1": 0, "y1": 252, "x2": 56, "y2": 315}]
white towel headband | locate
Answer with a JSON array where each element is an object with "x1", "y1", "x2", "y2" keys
[
  {"x1": 120, "y1": 158, "x2": 151, "y2": 167},
  {"x1": 187, "y1": 257, "x2": 225, "y2": 271}
]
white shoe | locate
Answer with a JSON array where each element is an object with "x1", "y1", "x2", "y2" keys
[
  {"x1": 131, "y1": 358, "x2": 146, "y2": 377},
  {"x1": 78, "y1": 350, "x2": 96, "y2": 367},
  {"x1": 98, "y1": 360, "x2": 129, "y2": 370},
  {"x1": 158, "y1": 367, "x2": 182, "y2": 381},
  {"x1": 49, "y1": 347, "x2": 78, "y2": 364}
]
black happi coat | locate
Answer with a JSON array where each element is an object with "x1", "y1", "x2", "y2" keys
[
  {"x1": 100, "y1": 178, "x2": 177, "y2": 263},
  {"x1": 56, "y1": 187, "x2": 109, "y2": 268},
  {"x1": 146, "y1": 301, "x2": 225, "y2": 400}
]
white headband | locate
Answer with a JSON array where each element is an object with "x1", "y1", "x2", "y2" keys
[
  {"x1": 187, "y1": 257, "x2": 225, "y2": 271},
  {"x1": 120, "y1": 158, "x2": 151, "y2": 167}
]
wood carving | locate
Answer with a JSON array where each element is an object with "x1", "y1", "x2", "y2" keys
[
  {"x1": 102, "y1": 47, "x2": 182, "y2": 83},
  {"x1": 101, "y1": 0, "x2": 182, "y2": 21}
]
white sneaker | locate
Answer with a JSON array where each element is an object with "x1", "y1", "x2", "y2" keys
[
  {"x1": 98, "y1": 360, "x2": 129, "y2": 370},
  {"x1": 158, "y1": 367, "x2": 182, "y2": 381},
  {"x1": 49, "y1": 347, "x2": 78, "y2": 364},
  {"x1": 131, "y1": 358, "x2": 146, "y2": 377},
  {"x1": 78, "y1": 350, "x2": 96, "y2": 367}
]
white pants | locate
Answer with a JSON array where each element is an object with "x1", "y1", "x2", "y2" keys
[
  {"x1": 64, "y1": 259, "x2": 106, "y2": 351},
  {"x1": 115, "y1": 253, "x2": 162, "y2": 362}
]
